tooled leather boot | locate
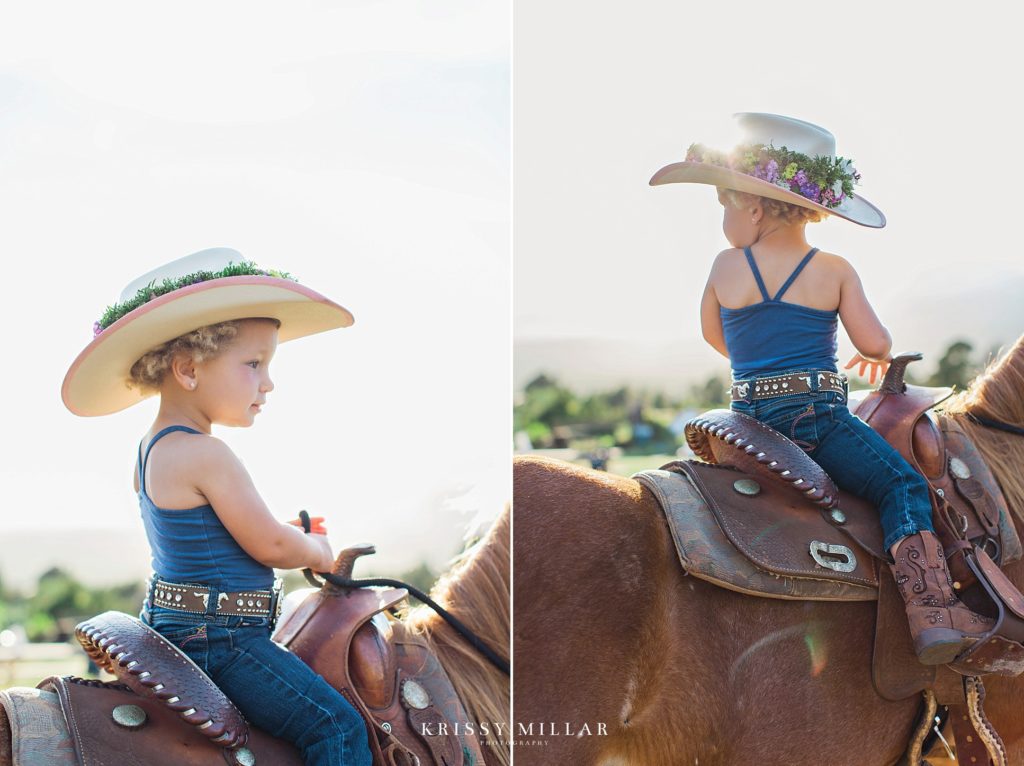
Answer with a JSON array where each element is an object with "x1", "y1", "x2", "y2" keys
[{"x1": 888, "y1": 530, "x2": 995, "y2": 665}]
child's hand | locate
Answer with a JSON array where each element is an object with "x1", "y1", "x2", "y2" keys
[
  {"x1": 844, "y1": 353, "x2": 891, "y2": 385},
  {"x1": 287, "y1": 515, "x2": 328, "y2": 535},
  {"x1": 308, "y1": 533, "x2": 335, "y2": 573}
]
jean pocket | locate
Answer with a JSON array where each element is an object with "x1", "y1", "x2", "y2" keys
[
  {"x1": 155, "y1": 624, "x2": 210, "y2": 668},
  {"x1": 760, "y1": 400, "x2": 819, "y2": 453}
]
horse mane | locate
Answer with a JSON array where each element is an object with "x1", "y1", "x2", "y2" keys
[
  {"x1": 941, "y1": 334, "x2": 1024, "y2": 526},
  {"x1": 405, "y1": 505, "x2": 510, "y2": 766}
]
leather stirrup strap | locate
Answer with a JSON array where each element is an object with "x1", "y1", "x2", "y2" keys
[
  {"x1": 949, "y1": 702, "x2": 994, "y2": 766},
  {"x1": 947, "y1": 676, "x2": 1007, "y2": 766}
]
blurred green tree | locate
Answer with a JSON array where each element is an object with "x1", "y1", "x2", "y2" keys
[{"x1": 926, "y1": 340, "x2": 975, "y2": 389}]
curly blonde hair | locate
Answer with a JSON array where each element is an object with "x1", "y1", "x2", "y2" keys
[
  {"x1": 128, "y1": 321, "x2": 241, "y2": 392},
  {"x1": 719, "y1": 187, "x2": 825, "y2": 225}
]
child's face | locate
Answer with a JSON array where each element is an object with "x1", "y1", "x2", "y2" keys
[
  {"x1": 718, "y1": 188, "x2": 758, "y2": 248},
  {"x1": 195, "y1": 319, "x2": 279, "y2": 427}
]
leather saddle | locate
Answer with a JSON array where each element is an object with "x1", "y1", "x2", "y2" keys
[
  {"x1": 638, "y1": 355, "x2": 1024, "y2": 669},
  {"x1": 637, "y1": 353, "x2": 1024, "y2": 764},
  {"x1": 65, "y1": 544, "x2": 484, "y2": 766}
]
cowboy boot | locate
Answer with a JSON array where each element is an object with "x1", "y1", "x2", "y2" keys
[{"x1": 888, "y1": 530, "x2": 995, "y2": 665}]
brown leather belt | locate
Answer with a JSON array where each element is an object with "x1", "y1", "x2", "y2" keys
[
  {"x1": 148, "y1": 577, "x2": 282, "y2": 620},
  {"x1": 730, "y1": 370, "x2": 848, "y2": 402}
]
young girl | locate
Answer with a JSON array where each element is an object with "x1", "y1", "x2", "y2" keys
[
  {"x1": 62, "y1": 248, "x2": 372, "y2": 765},
  {"x1": 651, "y1": 113, "x2": 993, "y2": 665}
]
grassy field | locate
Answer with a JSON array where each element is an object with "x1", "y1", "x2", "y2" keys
[{"x1": 1, "y1": 643, "x2": 99, "y2": 689}]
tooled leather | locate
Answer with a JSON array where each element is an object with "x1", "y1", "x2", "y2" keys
[
  {"x1": 966, "y1": 676, "x2": 1008, "y2": 766},
  {"x1": 275, "y1": 586, "x2": 422, "y2": 764},
  {"x1": 407, "y1": 707, "x2": 459, "y2": 765},
  {"x1": 946, "y1": 552, "x2": 1024, "y2": 677},
  {"x1": 942, "y1": 415, "x2": 1021, "y2": 563},
  {"x1": 42, "y1": 675, "x2": 301, "y2": 765},
  {"x1": 949, "y1": 698, "x2": 999, "y2": 766},
  {"x1": 677, "y1": 460, "x2": 879, "y2": 586},
  {"x1": 392, "y1": 623, "x2": 474, "y2": 765},
  {"x1": 74, "y1": 611, "x2": 249, "y2": 748},
  {"x1": 685, "y1": 409, "x2": 840, "y2": 508},
  {"x1": 641, "y1": 462, "x2": 882, "y2": 595},
  {"x1": 275, "y1": 583, "x2": 485, "y2": 766}
]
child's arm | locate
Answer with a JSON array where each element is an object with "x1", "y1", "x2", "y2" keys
[
  {"x1": 189, "y1": 438, "x2": 335, "y2": 572},
  {"x1": 836, "y1": 257, "x2": 893, "y2": 383},
  {"x1": 700, "y1": 254, "x2": 730, "y2": 359}
]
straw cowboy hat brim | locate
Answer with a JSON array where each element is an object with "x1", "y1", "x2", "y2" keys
[
  {"x1": 62, "y1": 276, "x2": 354, "y2": 417},
  {"x1": 649, "y1": 161, "x2": 886, "y2": 228}
]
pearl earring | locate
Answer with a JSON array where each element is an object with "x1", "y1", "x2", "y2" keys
[{"x1": 190, "y1": 382, "x2": 196, "y2": 389}]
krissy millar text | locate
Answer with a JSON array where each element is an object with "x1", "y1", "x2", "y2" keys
[{"x1": 419, "y1": 721, "x2": 607, "y2": 737}]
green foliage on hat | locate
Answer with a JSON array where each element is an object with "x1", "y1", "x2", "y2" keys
[{"x1": 94, "y1": 261, "x2": 295, "y2": 335}]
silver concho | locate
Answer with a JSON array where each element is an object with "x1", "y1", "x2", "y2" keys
[
  {"x1": 809, "y1": 541, "x2": 857, "y2": 573},
  {"x1": 233, "y1": 746, "x2": 256, "y2": 765},
  {"x1": 829, "y1": 509, "x2": 847, "y2": 525},
  {"x1": 949, "y1": 457, "x2": 972, "y2": 480},
  {"x1": 733, "y1": 479, "x2": 761, "y2": 497},
  {"x1": 400, "y1": 679, "x2": 431, "y2": 710},
  {"x1": 112, "y1": 704, "x2": 147, "y2": 730}
]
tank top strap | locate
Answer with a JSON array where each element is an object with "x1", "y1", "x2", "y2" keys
[
  {"x1": 139, "y1": 425, "x2": 203, "y2": 495},
  {"x1": 773, "y1": 247, "x2": 820, "y2": 302},
  {"x1": 742, "y1": 247, "x2": 771, "y2": 303}
]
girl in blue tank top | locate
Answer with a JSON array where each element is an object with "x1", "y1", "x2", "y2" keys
[
  {"x1": 651, "y1": 113, "x2": 993, "y2": 666},
  {"x1": 62, "y1": 249, "x2": 371, "y2": 765}
]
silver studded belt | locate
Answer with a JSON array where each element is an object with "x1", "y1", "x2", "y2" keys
[
  {"x1": 730, "y1": 370, "x2": 847, "y2": 402},
  {"x1": 149, "y1": 577, "x2": 282, "y2": 619}
]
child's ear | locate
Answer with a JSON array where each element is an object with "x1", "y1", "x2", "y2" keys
[
  {"x1": 170, "y1": 353, "x2": 198, "y2": 390},
  {"x1": 749, "y1": 199, "x2": 764, "y2": 225}
]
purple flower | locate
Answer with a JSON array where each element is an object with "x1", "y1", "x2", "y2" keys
[
  {"x1": 799, "y1": 182, "x2": 821, "y2": 202},
  {"x1": 764, "y1": 159, "x2": 779, "y2": 184},
  {"x1": 793, "y1": 169, "x2": 808, "y2": 186},
  {"x1": 93, "y1": 321, "x2": 103, "y2": 337}
]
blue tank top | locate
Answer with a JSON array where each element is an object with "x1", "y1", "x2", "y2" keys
[
  {"x1": 720, "y1": 247, "x2": 839, "y2": 380},
  {"x1": 138, "y1": 426, "x2": 274, "y2": 589}
]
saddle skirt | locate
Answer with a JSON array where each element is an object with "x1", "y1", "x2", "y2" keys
[{"x1": 642, "y1": 380, "x2": 1022, "y2": 604}]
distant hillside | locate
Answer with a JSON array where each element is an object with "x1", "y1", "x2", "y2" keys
[
  {"x1": 516, "y1": 279, "x2": 1024, "y2": 393},
  {"x1": 0, "y1": 526, "x2": 469, "y2": 593}
]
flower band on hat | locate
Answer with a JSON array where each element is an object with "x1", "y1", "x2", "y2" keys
[
  {"x1": 63, "y1": 247, "x2": 354, "y2": 417},
  {"x1": 94, "y1": 260, "x2": 296, "y2": 337},
  {"x1": 649, "y1": 113, "x2": 886, "y2": 228},
  {"x1": 685, "y1": 142, "x2": 860, "y2": 210}
]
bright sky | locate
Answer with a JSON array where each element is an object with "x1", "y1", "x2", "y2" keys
[
  {"x1": 0, "y1": 2, "x2": 509, "y2": 580},
  {"x1": 514, "y1": 3, "x2": 1024, "y2": 374}
]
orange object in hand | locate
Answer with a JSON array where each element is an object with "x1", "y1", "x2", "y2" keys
[{"x1": 287, "y1": 516, "x2": 328, "y2": 535}]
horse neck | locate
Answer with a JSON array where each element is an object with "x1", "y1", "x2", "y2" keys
[{"x1": 406, "y1": 508, "x2": 510, "y2": 766}]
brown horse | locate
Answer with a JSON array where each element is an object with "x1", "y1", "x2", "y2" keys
[
  {"x1": 512, "y1": 337, "x2": 1024, "y2": 765},
  {"x1": 0, "y1": 505, "x2": 510, "y2": 766}
]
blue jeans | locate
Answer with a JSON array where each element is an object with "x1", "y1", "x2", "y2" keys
[
  {"x1": 140, "y1": 603, "x2": 372, "y2": 766},
  {"x1": 731, "y1": 388, "x2": 934, "y2": 552}
]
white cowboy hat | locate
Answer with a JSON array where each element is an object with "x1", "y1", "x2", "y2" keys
[
  {"x1": 650, "y1": 112, "x2": 886, "y2": 228},
  {"x1": 62, "y1": 247, "x2": 354, "y2": 416}
]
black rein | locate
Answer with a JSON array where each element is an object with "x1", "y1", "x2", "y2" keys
[
  {"x1": 297, "y1": 512, "x2": 510, "y2": 676},
  {"x1": 966, "y1": 412, "x2": 1024, "y2": 437}
]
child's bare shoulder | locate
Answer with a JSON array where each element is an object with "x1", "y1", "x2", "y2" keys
[
  {"x1": 813, "y1": 250, "x2": 856, "y2": 278},
  {"x1": 149, "y1": 431, "x2": 240, "y2": 479},
  {"x1": 709, "y1": 247, "x2": 745, "y2": 275}
]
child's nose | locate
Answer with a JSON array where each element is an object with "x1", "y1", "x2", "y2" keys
[{"x1": 262, "y1": 375, "x2": 274, "y2": 392}]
